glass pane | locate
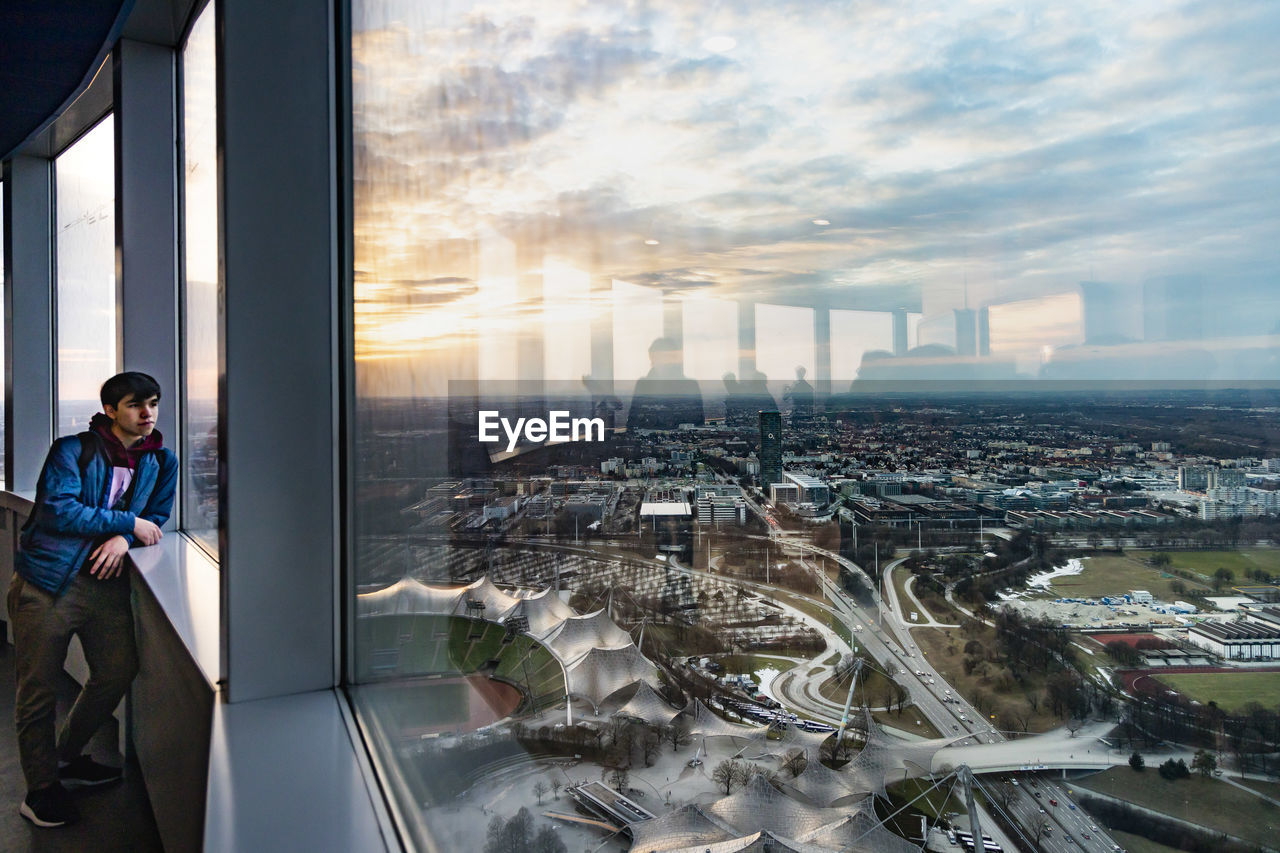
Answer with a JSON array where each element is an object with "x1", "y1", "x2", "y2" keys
[
  {"x1": 182, "y1": 2, "x2": 220, "y2": 557},
  {"x1": 350, "y1": 3, "x2": 1280, "y2": 851},
  {"x1": 56, "y1": 116, "x2": 116, "y2": 434}
]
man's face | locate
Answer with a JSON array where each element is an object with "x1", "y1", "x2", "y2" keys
[{"x1": 105, "y1": 393, "x2": 159, "y2": 440}]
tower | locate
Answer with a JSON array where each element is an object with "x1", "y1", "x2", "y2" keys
[{"x1": 759, "y1": 410, "x2": 783, "y2": 489}]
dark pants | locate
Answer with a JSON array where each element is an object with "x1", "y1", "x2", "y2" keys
[{"x1": 7, "y1": 572, "x2": 138, "y2": 792}]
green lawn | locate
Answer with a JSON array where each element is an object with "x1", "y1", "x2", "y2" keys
[
  {"x1": 1236, "y1": 777, "x2": 1280, "y2": 800},
  {"x1": 1163, "y1": 549, "x2": 1280, "y2": 580},
  {"x1": 873, "y1": 708, "x2": 942, "y2": 738},
  {"x1": 357, "y1": 679, "x2": 472, "y2": 730},
  {"x1": 784, "y1": 592, "x2": 852, "y2": 645},
  {"x1": 886, "y1": 777, "x2": 966, "y2": 818},
  {"x1": 356, "y1": 614, "x2": 568, "y2": 707},
  {"x1": 1034, "y1": 554, "x2": 1210, "y2": 600},
  {"x1": 1074, "y1": 767, "x2": 1280, "y2": 849},
  {"x1": 1155, "y1": 671, "x2": 1280, "y2": 713}
]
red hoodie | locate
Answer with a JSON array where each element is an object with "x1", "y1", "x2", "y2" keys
[{"x1": 89, "y1": 412, "x2": 165, "y2": 469}]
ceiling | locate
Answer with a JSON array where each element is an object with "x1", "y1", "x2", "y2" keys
[{"x1": 0, "y1": 0, "x2": 132, "y2": 161}]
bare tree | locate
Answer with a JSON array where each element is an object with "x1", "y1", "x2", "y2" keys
[
  {"x1": 782, "y1": 750, "x2": 808, "y2": 778},
  {"x1": 533, "y1": 780, "x2": 548, "y2": 805},
  {"x1": 1066, "y1": 717, "x2": 1084, "y2": 738},
  {"x1": 712, "y1": 759, "x2": 741, "y2": 795},
  {"x1": 1032, "y1": 816, "x2": 1050, "y2": 847},
  {"x1": 641, "y1": 731, "x2": 661, "y2": 767},
  {"x1": 608, "y1": 767, "x2": 629, "y2": 793},
  {"x1": 551, "y1": 778, "x2": 562, "y2": 800},
  {"x1": 668, "y1": 724, "x2": 691, "y2": 751}
]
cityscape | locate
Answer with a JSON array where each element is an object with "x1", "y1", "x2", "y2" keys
[
  {"x1": 353, "y1": 386, "x2": 1280, "y2": 853},
  {"x1": 346, "y1": 2, "x2": 1280, "y2": 851}
]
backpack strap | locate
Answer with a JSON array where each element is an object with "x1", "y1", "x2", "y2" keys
[
  {"x1": 18, "y1": 433, "x2": 102, "y2": 536},
  {"x1": 77, "y1": 431, "x2": 101, "y2": 474}
]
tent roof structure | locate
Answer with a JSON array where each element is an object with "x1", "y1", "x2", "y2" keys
[
  {"x1": 544, "y1": 609, "x2": 632, "y2": 665},
  {"x1": 565, "y1": 644, "x2": 658, "y2": 710},
  {"x1": 614, "y1": 681, "x2": 683, "y2": 727}
]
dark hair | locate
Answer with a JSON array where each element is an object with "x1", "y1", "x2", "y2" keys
[{"x1": 100, "y1": 372, "x2": 162, "y2": 409}]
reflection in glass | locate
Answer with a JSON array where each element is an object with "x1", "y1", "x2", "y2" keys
[
  {"x1": 56, "y1": 116, "x2": 116, "y2": 435},
  {"x1": 350, "y1": 2, "x2": 1280, "y2": 849},
  {"x1": 181, "y1": 1, "x2": 219, "y2": 556}
]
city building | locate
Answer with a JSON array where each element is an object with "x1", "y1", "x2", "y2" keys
[
  {"x1": 1178, "y1": 465, "x2": 1211, "y2": 492},
  {"x1": 758, "y1": 410, "x2": 783, "y2": 488},
  {"x1": 782, "y1": 472, "x2": 830, "y2": 507}
]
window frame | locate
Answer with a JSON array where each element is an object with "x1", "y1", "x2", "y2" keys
[{"x1": 177, "y1": 0, "x2": 221, "y2": 561}]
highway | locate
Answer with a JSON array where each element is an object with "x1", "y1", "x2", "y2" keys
[
  {"x1": 508, "y1": 513, "x2": 1129, "y2": 851},
  {"x1": 774, "y1": 537, "x2": 1125, "y2": 853}
]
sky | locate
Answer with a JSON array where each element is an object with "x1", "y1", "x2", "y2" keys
[{"x1": 350, "y1": 0, "x2": 1280, "y2": 394}]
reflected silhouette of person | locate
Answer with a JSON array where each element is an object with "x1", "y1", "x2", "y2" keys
[
  {"x1": 722, "y1": 367, "x2": 774, "y2": 423},
  {"x1": 784, "y1": 365, "x2": 814, "y2": 418},
  {"x1": 627, "y1": 337, "x2": 704, "y2": 431}
]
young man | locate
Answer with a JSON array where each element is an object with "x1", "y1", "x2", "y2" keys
[{"x1": 8, "y1": 372, "x2": 178, "y2": 827}]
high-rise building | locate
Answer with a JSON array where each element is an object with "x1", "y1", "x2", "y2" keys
[
  {"x1": 759, "y1": 410, "x2": 783, "y2": 487},
  {"x1": 1178, "y1": 465, "x2": 1211, "y2": 492},
  {"x1": 1209, "y1": 468, "x2": 1247, "y2": 489}
]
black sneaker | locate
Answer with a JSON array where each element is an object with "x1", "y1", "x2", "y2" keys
[
  {"x1": 19, "y1": 783, "x2": 80, "y2": 827},
  {"x1": 58, "y1": 754, "x2": 124, "y2": 788}
]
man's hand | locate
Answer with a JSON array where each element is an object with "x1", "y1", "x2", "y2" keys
[
  {"x1": 89, "y1": 536, "x2": 131, "y2": 579},
  {"x1": 133, "y1": 517, "x2": 163, "y2": 546}
]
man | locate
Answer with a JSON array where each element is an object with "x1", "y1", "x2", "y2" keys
[{"x1": 8, "y1": 372, "x2": 178, "y2": 827}]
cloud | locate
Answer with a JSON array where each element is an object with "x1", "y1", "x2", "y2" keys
[{"x1": 349, "y1": 0, "x2": 1280, "y2": 384}]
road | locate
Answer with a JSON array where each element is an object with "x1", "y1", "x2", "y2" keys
[
  {"x1": 772, "y1": 537, "x2": 1126, "y2": 853},
  {"x1": 508, "y1": 524, "x2": 1125, "y2": 851}
]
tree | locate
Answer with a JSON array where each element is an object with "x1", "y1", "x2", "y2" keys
[
  {"x1": 1129, "y1": 752, "x2": 1145, "y2": 772},
  {"x1": 530, "y1": 825, "x2": 567, "y2": 853},
  {"x1": 641, "y1": 731, "x2": 662, "y2": 766},
  {"x1": 608, "y1": 768, "x2": 629, "y2": 793},
  {"x1": 551, "y1": 778, "x2": 562, "y2": 800},
  {"x1": 533, "y1": 780, "x2": 548, "y2": 805},
  {"x1": 668, "y1": 724, "x2": 691, "y2": 751},
  {"x1": 712, "y1": 759, "x2": 742, "y2": 795},
  {"x1": 782, "y1": 750, "x2": 808, "y2": 778},
  {"x1": 1032, "y1": 816, "x2": 1050, "y2": 846},
  {"x1": 1192, "y1": 749, "x2": 1217, "y2": 778},
  {"x1": 1066, "y1": 717, "x2": 1085, "y2": 738},
  {"x1": 1158, "y1": 758, "x2": 1190, "y2": 780},
  {"x1": 485, "y1": 808, "x2": 535, "y2": 853},
  {"x1": 1151, "y1": 552, "x2": 1172, "y2": 569}
]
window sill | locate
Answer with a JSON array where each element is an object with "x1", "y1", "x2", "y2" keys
[{"x1": 2, "y1": 491, "x2": 395, "y2": 853}]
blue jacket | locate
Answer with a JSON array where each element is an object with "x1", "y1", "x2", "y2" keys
[{"x1": 16, "y1": 434, "x2": 179, "y2": 595}]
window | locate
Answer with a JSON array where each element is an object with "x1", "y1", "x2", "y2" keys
[
  {"x1": 55, "y1": 115, "x2": 116, "y2": 435},
  {"x1": 181, "y1": 1, "x2": 219, "y2": 556},
  {"x1": 346, "y1": 3, "x2": 1280, "y2": 850}
]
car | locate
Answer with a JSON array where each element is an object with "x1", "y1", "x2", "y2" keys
[
  {"x1": 1010, "y1": 779, "x2": 1019, "y2": 786},
  {"x1": 1038, "y1": 807, "x2": 1046, "y2": 814},
  {"x1": 1049, "y1": 799, "x2": 1058, "y2": 807},
  {"x1": 953, "y1": 724, "x2": 960, "y2": 731},
  {"x1": 1084, "y1": 834, "x2": 1092, "y2": 840},
  {"x1": 1034, "y1": 792, "x2": 1042, "y2": 799},
  {"x1": 1069, "y1": 803, "x2": 1076, "y2": 810}
]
